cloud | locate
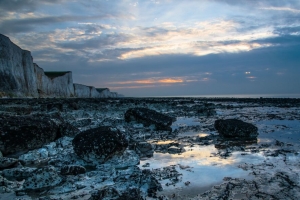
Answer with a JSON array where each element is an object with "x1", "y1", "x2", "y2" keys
[{"x1": 260, "y1": 7, "x2": 300, "y2": 13}]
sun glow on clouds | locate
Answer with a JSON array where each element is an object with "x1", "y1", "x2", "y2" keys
[
  {"x1": 116, "y1": 20, "x2": 276, "y2": 60},
  {"x1": 107, "y1": 75, "x2": 211, "y2": 89}
]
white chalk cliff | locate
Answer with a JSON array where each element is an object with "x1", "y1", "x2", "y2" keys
[{"x1": 0, "y1": 34, "x2": 120, "y2": 98}]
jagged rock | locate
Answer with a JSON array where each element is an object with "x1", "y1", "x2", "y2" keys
[
  {"x1": 60, "y1": 165, "x2": 86, "y2": 175},
  {"x1": 23, "y1": 166, "x2": 62, "y2": 190},
  {"x1": 214, "y1": 119, "x2": 258, "y2": 138},
  {"x1": 72, "y1": 126, "x2": 128, "y2": 163},
  {"x1": 125, "y1": 108, "x2": 175, "y2": 131},
  {"x1": 0, "y1": 157, "x2": 18, "y2": 169},
  {"x1": 0, "y1": 115, "x2": 60, "y2": 155}
]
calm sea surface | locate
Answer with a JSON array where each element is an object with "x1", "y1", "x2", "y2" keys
[{"x1": 146, "y1": 93, "x2": 300, "y2": 98}]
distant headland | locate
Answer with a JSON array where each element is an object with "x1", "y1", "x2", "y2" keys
[{"x1": 0, "y1": 34, "x2": 121, "y2": 98}]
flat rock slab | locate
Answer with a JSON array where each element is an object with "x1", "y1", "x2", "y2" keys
[
  {"x1": 72, "y1": 126, "x2": 128, "y2": 163},
  {"x1": 214, "y1": 119, "x2": 258, "y2": 138},
  {"x1": 125, "y1": 107, "x2": 175, "y2": 131}
]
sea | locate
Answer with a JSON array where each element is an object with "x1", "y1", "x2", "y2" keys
[{"x1": 146, "y1": 93, "x2": 300, "y2": 98}]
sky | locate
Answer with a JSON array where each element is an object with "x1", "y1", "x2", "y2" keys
[{"x1": 1, "y1": 0, "x2": 300, "y2": 97}]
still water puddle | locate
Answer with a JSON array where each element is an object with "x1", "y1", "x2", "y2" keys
[
  {"x1": 171, "y1": 117, "x2": 200, "y2": 129},
  {"x1": 256, "y1": 120, "x2": 300, "y2": 144},
  {"x1": 139, "y1": 144, "x2": 264, "y2": 198}
]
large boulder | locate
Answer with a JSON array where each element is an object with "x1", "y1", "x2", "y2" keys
[
  {"x1": 214, "y1": 119, "x2": 258, "y2": 138},
  {"x1": 125, "y1": 108, "x2": 174, "y2": 131},
  {"x1": 0, "y1": 115, "x2": 60, "y2": 155},
  {"x1": 72, "y1": 126, "x2": 128, "y2": 163}
]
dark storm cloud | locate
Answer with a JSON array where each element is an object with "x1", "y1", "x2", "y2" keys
[
  {"x1": 0, "y1": 0, "x2": 62, "y2": 12},
  {"x1": 0, "y1": 15, "x2": 117, "y2": 34}
]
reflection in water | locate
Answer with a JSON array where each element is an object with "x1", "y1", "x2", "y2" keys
[
  {"x1": 139, "y1": 144, "x2": 264, "y2": 198},
  {"x1": 256, "y1": 120, "x2": 300, "y2": 144}
]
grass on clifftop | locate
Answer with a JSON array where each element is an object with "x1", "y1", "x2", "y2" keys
[{"x1": 44, "y1": 71, "x2": 70, "y2": 79}]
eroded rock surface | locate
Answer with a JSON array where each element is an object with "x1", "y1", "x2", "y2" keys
[{"x1": 72, "y1": 126, "x2": 128, "y2": 163}]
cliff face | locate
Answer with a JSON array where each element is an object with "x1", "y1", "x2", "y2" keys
[
  {"x1": 34, "y1": 64, "x2": 75, "y2": 97},
  {"x1": 74, "y1": 84, "x2": 102, "y2": 98},
  {"x1": 0, "y1": 34, "x2": 38, "y2": 97},
  {"x1": 0, "y1": 34, "x2": 120, "y2": 98}
]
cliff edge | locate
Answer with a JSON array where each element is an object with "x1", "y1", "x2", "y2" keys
[{"x1": 0, "y1": 34, "x2": 120, "y2": 98}]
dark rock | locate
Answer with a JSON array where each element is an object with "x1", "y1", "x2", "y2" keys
[
  {"x1": 72, "y1": 126, "x2": 128, "y2": 163},
  {"x1": 135, "y1": 142, "x2": 154, "y2": 157},
  {"x1": 214, "y1": 119, "x2": 258, "y2": 138},
  {"x1": 0, "y1": 157, "x2": 18, "y2": 169},
  {"x1": 0, "y1": 115, "x2": 60, "y2": 155},
  {"x1": 60, "y1": 165, "x2": 86, "y2": 175},
  {"x1": 125, "y1": 107, "x2": 174, "y2": 131}
]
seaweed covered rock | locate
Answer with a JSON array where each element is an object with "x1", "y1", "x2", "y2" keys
[
  {"x1": 60, "y1": 165, "x2": 86, "y2": 175},
  {"x1": 0, "y1": 115, "x2": 60, "y2": 155},
  {"x1": 125, "y1": 108, "x2": 175, "y2": 131},
  {"x1": 214, "y1": 119, "x2": 258, "y2": 138},
  {"x1": 72, "y1": 126, "x2": 128, "y2": 163}
]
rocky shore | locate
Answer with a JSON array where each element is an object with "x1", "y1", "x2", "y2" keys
[{"x1": 0, "y1": 97, "x2": 300, "y2": 199}]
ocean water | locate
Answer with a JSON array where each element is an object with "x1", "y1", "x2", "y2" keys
[{"x1": 146, "y1": 93, "x2": 300, "y2": 98}]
